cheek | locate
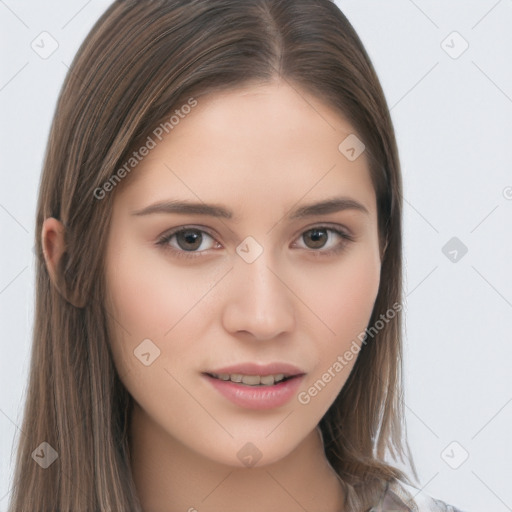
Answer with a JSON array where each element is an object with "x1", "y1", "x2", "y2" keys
[
  {"x1": 302, "y1": 246, "x2": 381, "y2": 349},
  {"x1": 103, "y1": 239, "x2": 228, "y2": 386},
  {"x1": 295, "y1": 248, "x2": 380, "y2": 414},
  {"x1": 105, "y1": 243, "x2": 208, "y2": 340},
  {"x1": 103, "y1": 240, "x2": 185, "y2": 381},
  {"x1": 304, "y1": 240, "x2": 378, "y2": 354},
  {"x1": 337, "y1": 254, "x2": 380, "y2": 337},
  {"x1": 103, "y1": 243, "x2": 206, "y2": 414}
]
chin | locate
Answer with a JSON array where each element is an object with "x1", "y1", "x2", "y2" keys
[{"x1": 200, "y1": 430, "x2": 308, "y2": 470}]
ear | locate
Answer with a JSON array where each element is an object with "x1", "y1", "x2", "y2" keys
[
  {"x1": 41, "y1": 218, "x2": 88, "y2": 308},
  {"x1": 41, "y1": 217, "x2": 66, "y2": 286}
]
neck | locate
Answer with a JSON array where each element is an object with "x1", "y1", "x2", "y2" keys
[{"x1": 128, "y1": 403, "x2": 345, "y2": 512}]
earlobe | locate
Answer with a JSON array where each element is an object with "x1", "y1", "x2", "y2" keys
[{"x1": 41, "y1": 217, "x2": 66, "y2": 286}]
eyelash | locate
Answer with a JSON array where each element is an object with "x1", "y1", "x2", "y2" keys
[{"x1": 155, "y1": 225, "x2": 355, "y2": 261}]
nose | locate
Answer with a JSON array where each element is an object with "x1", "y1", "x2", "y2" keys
[{"x1": 221, "y1": 248, "x2": 296, "y2": 341}]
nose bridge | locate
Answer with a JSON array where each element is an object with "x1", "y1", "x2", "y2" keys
[{"x1": 222, "y1": 239, "x2": 295, "y2": 339}]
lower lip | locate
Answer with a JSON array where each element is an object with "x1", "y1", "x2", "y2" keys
[{"x1": 204, "y1": 374, "x2": 304, "y2": 410}]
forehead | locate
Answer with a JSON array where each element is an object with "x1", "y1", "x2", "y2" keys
[{"x1": 114, "y1": 80, "x2": 375, "y2": 212}]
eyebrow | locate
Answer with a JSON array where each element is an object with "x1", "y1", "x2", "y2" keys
[{"x1": 131, "y1": 196, "x2": 369, "y2": 220}]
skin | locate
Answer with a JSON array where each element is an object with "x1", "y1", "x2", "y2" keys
[{"x1": 42, "y1": 79, "x2": 382, "y2": 512}]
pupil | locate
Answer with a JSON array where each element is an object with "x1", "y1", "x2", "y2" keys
[
  {"x1": 177, "y1": 230, "x2": 202, "y2": 251},
  {"x1": 307, "y1": 229, "x2": 327, "y2": 249}
]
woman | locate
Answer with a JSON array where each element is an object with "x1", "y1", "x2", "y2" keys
[{"x1": 8, "y1": 1, "x2": 466, "y2": 510}]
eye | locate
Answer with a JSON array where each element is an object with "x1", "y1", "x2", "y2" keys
[
  {"x1": 293, "y1": 226, "x2": 354, "y2": 255},
  {"x1": 156, "y1": 225, "x2": 354, "y2": 260},
  {"x1": 156, "y1": 226, "x2": 220, "y2": 259}
]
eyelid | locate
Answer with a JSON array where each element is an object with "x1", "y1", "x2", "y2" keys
[
  {"x1": 156, "y1": 224, "x2": 219, "y2": 258},
  {"x1": 291, "y1": 221, "x2": 354, "y2": 241},
  {"x1": 156, "y1": 223, "x2": 355, "y2": 260},
  {"x1": 290, "y1": 225, "x2": 354, "y2": 256}
]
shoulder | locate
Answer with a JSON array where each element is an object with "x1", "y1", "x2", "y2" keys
[{"x1": 369, "y1": 478, "x2": 468, "y2": 512}]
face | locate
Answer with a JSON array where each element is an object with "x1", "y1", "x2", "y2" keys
[{"x1": 104, "y1": 80, "x2": 381, "y2": 467}]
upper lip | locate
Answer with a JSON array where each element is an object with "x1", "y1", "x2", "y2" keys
[{"x1": 205, "y1": 362, "x2": 306, "y2": 377}]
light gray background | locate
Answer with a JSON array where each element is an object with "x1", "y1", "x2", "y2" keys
[{"x1": 1, "y1": 1, "x2": 511, "y2": 510}]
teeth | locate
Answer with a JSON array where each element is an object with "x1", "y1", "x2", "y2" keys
[
  {"x1": 242, "y1": 375, "x2": 261, "y2": 385},
  {"x1": 211, "y1": 373, "x2": 287, "y2": 386},
  {"x1": 259, "y1": 375, "x2": 275, "y2": 385}
]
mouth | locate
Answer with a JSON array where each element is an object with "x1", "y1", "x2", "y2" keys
[
  {"x1": 202, "y1": 363, "x2": 306, "y2": 410},
  {"x1": 206, "y1": 372, "x2": 296, "y2": 386}
]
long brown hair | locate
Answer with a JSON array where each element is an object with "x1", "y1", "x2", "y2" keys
[{"x1": 8, "y1": 1, "x2": 417, "y2": 510}]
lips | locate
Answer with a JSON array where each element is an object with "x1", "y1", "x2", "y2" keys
[{"x1": 203, "y1": 362, "x2": 306, "y2": 410}]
